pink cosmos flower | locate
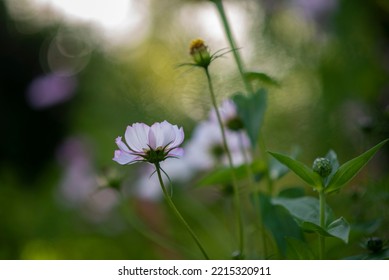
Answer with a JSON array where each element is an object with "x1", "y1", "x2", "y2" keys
[{"x1": 113, "y1": 121, "x2": 184, "y2": 165}]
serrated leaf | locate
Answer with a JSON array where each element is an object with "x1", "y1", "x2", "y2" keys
[
  {"x1": 233, "y1": 89, "x2": 267, "y2": 148},
  {"x1": 196, "y1": 160, "x2": 266, "y2": 187},
  {"x1": 244, "y1": 71, "x2": 280, "y2": 87},
  {"x1": 268, "y1": 151, "x2": 322, "y2": 188},
  {"x1": 325, "y1": 139, "x2": 388, "y2": 194}
]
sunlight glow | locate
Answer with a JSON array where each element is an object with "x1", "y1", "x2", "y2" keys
[{"x1": 29, "y1": 0, "x2": 150, "y2": 46}]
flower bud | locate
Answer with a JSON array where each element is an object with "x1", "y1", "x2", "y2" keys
[
  {"x1": 312, "y1": 157, "x2": 332, "y2": 178},
  {"x1": 189, "y1": 39, "x2": 212, "y2": 68}
]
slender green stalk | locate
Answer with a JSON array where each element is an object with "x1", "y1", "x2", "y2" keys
[
  {"x1": 212, "y1": 0, "x2": 253, "y2": 95},
  {"x1": 204, "y1": 67, "x2": 245, "y2": 258},
  {"x1": 154, "y1": 163, "x2": 210, "y2": 260},
  {"x1": 319, "y1": 190, "x2": 326, "y2": 260}
]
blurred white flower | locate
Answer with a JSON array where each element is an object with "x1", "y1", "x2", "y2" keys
[{"x1": 185, "y1": 120, "x2": 250, "y2": 170}]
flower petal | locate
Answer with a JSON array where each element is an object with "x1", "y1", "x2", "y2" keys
[
  {"x1": 125, "y1": 123, "x2": 150, "y2": 152},
  {"x1": 169, "y1": 125, "x2": 185, "y2": 148},
  {"x1": 168, "y1": 147, "x2": 184, "y2": 158},
  {"x1": 112, "y1": 150, "x2": 138, "y2": 165},
  {"x1": 115, "y1": 136, "x2": 130, "y2": 152},
  {"x1": 159, "y1": 121, "x2": 176, "y2": 147}
]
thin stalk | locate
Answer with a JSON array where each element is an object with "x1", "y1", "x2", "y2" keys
[
  {"x1": 154, "y1": 163, "x2": 210, "y2": 260},
  {"x1": 204, "y1": 67, "x2": 245, "y2": 257},
  {"x1": 212, "y1": 0, "x2": 253, "y2": 95},
  {"x1": 258, "y1": 136, "x2": 273, "y2": 195},
  {"x1": 319, "y1": 190, "x2": 326, "y2": 260}
]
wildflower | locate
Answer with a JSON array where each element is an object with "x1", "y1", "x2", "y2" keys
[
  {"x1": 113, "y1": 121, "x2": 184, "y2": 165},
  {"x1": 185, "y1": 121, "x2": 250, "y2": 169}
]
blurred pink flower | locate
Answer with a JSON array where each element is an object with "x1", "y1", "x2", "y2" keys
[
  {"x1": 26, "y1": 72, "x2": 77, "y2": 109},
  {"x1": 113, "y1": 121, "x2": 184, "y2": 165},
  {"x1": 56, "y1": 137, "x2": 118, "y2": 222}
]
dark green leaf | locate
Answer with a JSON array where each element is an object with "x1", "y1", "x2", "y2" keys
[
  {"x1": 269, "y1": 146, "x2": 300, "y2": 181},
  {"x1": 272, "y1": 197, "x2": 349, "y2": 242},
  {"x1": 233, "y1": 89, "x2": 267, "y2": 148},
  {"x1": 285, "y1": 237, "x2": 316, "y2": 260},
  {"x1": 268, "y1": 151, "x2": 322, "y2": 188},
  {"x1": 256, "y1": 193, "x2": 303, "y2": 257},
  {"x1": 272, "y1": 197, "x2": 333, "y2": 227},
  {"x1": 325, "y1": 139, "x2": 388, "y2": 194},
  {"x1": 278, "y1": 187, "x2": 305, "y2": 198},
  {"x1": 244, "y1": 71, "x2": 280, "y2": 87}
]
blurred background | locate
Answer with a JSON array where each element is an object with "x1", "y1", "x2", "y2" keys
[{"x1": 0, "y1": 0, "x2": 388, "y2": 259}]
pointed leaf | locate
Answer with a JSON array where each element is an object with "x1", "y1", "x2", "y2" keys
[
  {"x1": 244, "y1": 71, "x2": 280, "y2": 87},
  {"x1": 233, "y1": 89, "x2": 267, "y2": 147},
  {"x1": 326, "y1": 139, "x2": 388, "y2": 194},
  {"x1": 268, "y1": 151, "x2": 322, "y2": 188},
  {"x1": 326, "y1": 217, "x2": 350, "y2": 243},
  {"x1": 272, "y1": 197, "x2": 333, "y2": 227},
  {"x1": 271, "y1": 197, "x2": 349, "y2": 242}
]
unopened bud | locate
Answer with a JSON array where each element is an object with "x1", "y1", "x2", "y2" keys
[
  {"x1": 312, "y1": 157, "x2": 332, "y2": 178},
  {"x1": 189, "y1": 39, "x2": 212, "y2": 68}
]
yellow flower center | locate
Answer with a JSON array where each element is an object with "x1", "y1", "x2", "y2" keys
[{"x1": 189, "y1": 38, "x2": 207, "y2": 55}]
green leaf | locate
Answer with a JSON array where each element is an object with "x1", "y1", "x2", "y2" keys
[
  {"x1": 196, "y1": 160, "x2": 266, "y2": 187},
  {"x1": 272, "y1": 197, "x2": 333, "y2": 227},
  {"x1": 233, "y1": 89, "x2": 267, "y2": 148},
  {"x1": 268, "y1": 151, "x2": 322, "y2": 188},
  {"x1": 271, "y1": 197, "x2": 350, "y2": 243},
  {"x1": 326, "y1": 217, "x2": 350, "y2": 243},
  {"x1": 278, "y1": 186, "x2": 305, "y2": 198},
  {"x1": 325, "y1": 139, "x2": 388, "y2": 194},
  {"x1": 269, "y1": 146, "x2": 300, "y2": 181},
  {"x1": 256, "y1": 193, "x2": 303, "y2": 257},
  {"x1": 285, "y1": 237, "x2": 316, "y2": 260},
  {"x1": 244, "y1": 71, "x2": 280, "y2": 87}
]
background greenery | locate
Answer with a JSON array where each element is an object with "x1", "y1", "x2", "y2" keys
[{"x1": 0, "y1": 0, "x2": 388, "y2": 259}]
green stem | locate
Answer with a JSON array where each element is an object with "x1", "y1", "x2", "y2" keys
[
  {"x1": 319, "y1": 190, "x2": 326, "y2": 260},
  {"x1": 204, "y1": 67, "x2": 245, "y2": 258},
  {"x1": 258, "y1": 136, "x2": 273, "y2": 195},
  {"x1": 154, "y1": 163, "x2": 210, "y2": 260},
  {"x1": 212, "y1": 0, "x2": 253, "y2": 95}
]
